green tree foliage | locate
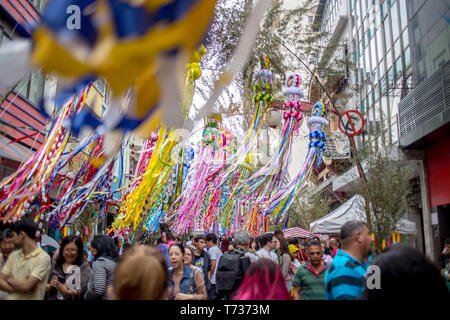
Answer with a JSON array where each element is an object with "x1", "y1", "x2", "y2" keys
[
  {"x1": 289, "y1": 187, "x2": 330, "y2": 230},
  {"x1": 355, "y1": 150, "x2": 413, "y2": 239},
  {"x1": 72, "y1": 203, "x2": 100, "y2": 237}
]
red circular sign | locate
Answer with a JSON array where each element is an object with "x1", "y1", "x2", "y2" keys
[{"x1": 338, "y1": 110, "x2": 365, "y2": 137}]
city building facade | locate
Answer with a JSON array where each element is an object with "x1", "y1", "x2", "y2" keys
[
  {"x1": 398, "y1": 0, "x2": 449, "y2": 263},
  {"x1": 0, "y1": 0, "x2": 46, "y2": 180},
  {"x1": 309, "y1": 0, "x2": 449, "y2": 262}
]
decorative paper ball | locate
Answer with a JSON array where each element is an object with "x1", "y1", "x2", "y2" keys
[
  {"x1": 259, "y1": 154, "x2": 270, "y2": 166},
  {"x1": 267, "y1": 110, "x2": 282, "y2": 128}
]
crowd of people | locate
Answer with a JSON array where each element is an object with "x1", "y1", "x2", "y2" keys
[{"x1": 0, "y1": 218, "x2": 449, "y2": 300}]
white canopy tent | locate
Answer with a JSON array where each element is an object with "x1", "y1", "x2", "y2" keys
[{"x1": 310, "y1": 194, "x2": 416, "y2": 235}]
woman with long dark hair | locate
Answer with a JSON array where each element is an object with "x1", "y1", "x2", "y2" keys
[
  {"x1": 46, "y1": 236, "x2": 92, "y2": 300},
  {"x1": 184, "y1": 246, "x2": 202, "y2": 273},
  {"x1": 233, "y1": 259, "x2": 292, "y2": 300},
  {"x1": 274, "y1": 237, "x2": 292, "y2": 285},
  {"x1": 84, "y1": 235, "x2": 118, "y2": 300}
]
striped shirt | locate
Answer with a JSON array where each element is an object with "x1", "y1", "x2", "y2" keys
[
  {"x1": 84, "y1": 257, "x2": 117, "y2": 300},
  {"x1": 292, "y1": 262, "x2": 327, "y2": 300},
  {"x1": 325, "y1": 249, "x2": 369, "y2": 300}
]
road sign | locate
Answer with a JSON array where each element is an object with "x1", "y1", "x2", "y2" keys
[{"x1": 338, "y1": 110, "x2": 365, "y2": 137}]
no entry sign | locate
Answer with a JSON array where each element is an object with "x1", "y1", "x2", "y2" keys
[{"x1": 338, "y1": 110, "x2": 365, "y2": 137}]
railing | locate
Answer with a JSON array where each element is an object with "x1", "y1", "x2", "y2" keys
[{"x1": 398, "y1": 60, "x2": 449, "y2": 142}]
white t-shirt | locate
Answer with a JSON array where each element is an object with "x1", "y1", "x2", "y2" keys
[
  {"x1": 256, "y1": 248, "x2": 278, "y2": 264},
  {"x1": 245, "y1": 252, "x2": 259, "y2": 263},
  {"x1": 207, "y1": 245, "x2": 222, "y2": 285}
]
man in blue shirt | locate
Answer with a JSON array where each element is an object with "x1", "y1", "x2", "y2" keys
[{"x1": 325, "y1": 220, "x2": 374, "y2": 300}]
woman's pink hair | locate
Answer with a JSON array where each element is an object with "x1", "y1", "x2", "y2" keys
[{"x1": 233, "y1": 258, "x2": 292, "y2": 300}]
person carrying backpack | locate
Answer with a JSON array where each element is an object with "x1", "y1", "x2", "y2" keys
[{"x1": 215, "y1": 230, "x2": 251, "y2": 300}]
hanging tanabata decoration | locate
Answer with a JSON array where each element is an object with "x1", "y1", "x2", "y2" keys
[
  {"x1": 0, "y1": 85, "x2": 92, "y2": 222},
  {"x1": 261, "y1": 101, "x2": 329, "y2": 228}
]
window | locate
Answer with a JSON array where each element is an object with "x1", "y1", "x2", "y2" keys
[
  {"x1": 16, "y1": 77, "x2": 30, "y2": 99},
  {"x1": 14, "y1": 71, "x2": 45, "y2": 106},
  {"x1": 0, "y1": 25, "x2": 12, "y2": 47},
  {"x1": 379, "y1": 60, "x2": 385, "y2": 76},
  {"x1": 373, "y1": 85, "x2": 378, "y2": 102},
  {"x1": 362, "y1": 0, "x2": 367, "y2": 16},
  {"x1": 365, "y1": 47, "x2": 372, "y2": 73},
  {"x1": 380, "y1": 75, "x2": 386, "y2": 94},
  {"x1": 29, "y1": 72, "x2": 45, "y2": 106},
  {"x1": 391, "y1": 116, "x2": 398, "y2": 145},
  {"x1": 370, "y1": 37, "x2": 377, "y2": 66},
  {"x1": 403, "y1": 47, "x2": 411, "y2": 70},
  {"x1": 394, "y1": 39, "x2": 401, "y2": 59},
  {"x1": 394, "y1": 58, "x2": 402, "y2": 80},
  {"x1": 30, "y1": 0, "x2": 47, "y2": 11},
  {"x1": 386, "y1": 49, "x2": 393, "y2": 68},
  {"x1": 95, "y1": 79, "x2": 106, "y2": 95},
  {"x1": 384, "y1": 17, "x2": 391, "y2": 48},
  {"x1": 381, "y1": 97, "x2": 388, "y2": 122},
  {"x1": 375, "y1": 5, "x2": 381, "y2": 27},
  {"x1": 387, "y1": 67, "x2": 394, "y2": 87},
  {"x1": 372, "y1": 67, "x2": 377, "y2": 84},
  {"x1": 402, "y1": 30, "x2": 409, "y2": 48},
  {"x1": 381, "y1": 0, "x2": 388, "y2": 20},
  {"x1": 376, "y1": 27, "x2": 384, "y2": 63},
  {"x1": 391, "y1": 2, "x2": 400, "y2": 41},
  {"x1": 399, "y1": 0, "x2": 408, "y2": 31}
]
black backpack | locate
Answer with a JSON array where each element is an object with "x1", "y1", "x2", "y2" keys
[{"x1": 215, "y1": 249, "x2": 251, "y2": 296}]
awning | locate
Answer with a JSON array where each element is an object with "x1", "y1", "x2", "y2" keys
[
  {"x1": 41, "y1": 235, "x2": 60, "y2": 249},
  {"x1": 283, "y1": 227, "x2": 319, "y2": 239},
  {"x1": 0, "y1": 134, "x2": 34, "y2": 163},
  {"x1": 310, "y1": 195, "x2": 416, "y2": 235}
]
